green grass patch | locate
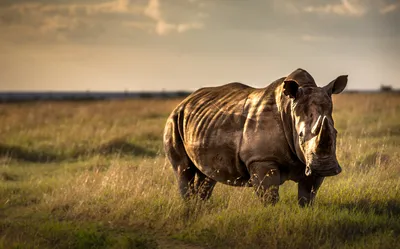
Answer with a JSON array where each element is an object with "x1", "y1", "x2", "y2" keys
[{"x1": 0, "y1": 96, "x2": 399, "y2": 248}]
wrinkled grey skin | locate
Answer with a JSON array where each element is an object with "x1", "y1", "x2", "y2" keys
[{"x1": 163, "y1": 68, "x2": 348, "y2": 206}]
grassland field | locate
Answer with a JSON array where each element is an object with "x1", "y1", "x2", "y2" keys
[{"x1": 0, "y1": 93, "x2": 399, "y2": 249}]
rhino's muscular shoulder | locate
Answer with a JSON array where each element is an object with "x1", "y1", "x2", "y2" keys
[{"x1": 239, "y1": 78, "x2": 294, "y2": 166}]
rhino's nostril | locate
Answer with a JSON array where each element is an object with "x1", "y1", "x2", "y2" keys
[{"x1": 305, "y1": 166, "x2": 312, "y2": 176}]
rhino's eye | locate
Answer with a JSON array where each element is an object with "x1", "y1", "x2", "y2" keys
[{"x1": 299, "y1": 131, "x2": 305, "y2": 144}]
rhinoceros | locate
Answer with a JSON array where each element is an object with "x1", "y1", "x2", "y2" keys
[{"x1": 163, "y1": 68, "x2": 347, "y2": 206}]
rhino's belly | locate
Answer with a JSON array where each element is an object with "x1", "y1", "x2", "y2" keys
[{"x1": 184, "y1": 141, "x2": 250, "y2": 186}]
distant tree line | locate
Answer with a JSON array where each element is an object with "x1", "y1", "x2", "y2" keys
[
  {"x1": 1, "y1": 87, "x2": 399, "y2": 102},
  {"x1": 0, "y1": 91, "x2": 193, "y2": 102}
]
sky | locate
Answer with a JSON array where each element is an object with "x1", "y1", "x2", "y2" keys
[{"x1": 0, "y1": 0, "x2": 399, "y2": 92}]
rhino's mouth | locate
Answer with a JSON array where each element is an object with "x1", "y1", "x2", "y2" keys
[{"x1": 309, "y1": 165, "x2": 342, "y2": 177}]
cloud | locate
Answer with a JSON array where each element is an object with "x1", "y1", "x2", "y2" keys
[
  {"x1": 380, "y1": 3, "x2": 398, "y2": 14},
  {"x1": 303, "y1": 0, "x2": 400, "y2": 17},
  {"x1": 0, "y1": 0, "x2": 206, "y2": 44},
  {"x1": 144, "y1": 0, "x2": 161, "y2": 20},
  {"x1": 304, "y1": 0, "x2": 366, "y2": 17},
  {"x1": 0, "y1": 0, "x2": 398, "y2": 46},
  {"x1": 177, "y1": 22, "x2": 203, "y2": 33},
  {"x1": 39, "y1": 15, "x2": 78, "y2": 34},
  {"x1": 5, "y1": 0, "x2": 143, "y2": 18},
  {"x1": 301, "y1": 34, "x2": 332, "y2": 42},
  {"x1": 144, "y1": 0, "x2": 203, "y2": 35}
]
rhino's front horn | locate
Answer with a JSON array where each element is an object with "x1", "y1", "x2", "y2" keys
[
  {"x1": 318, "y1": 116, "x2": 329, "y2": 140},
  {"x1": 311, "y1": 115, "x2": 322, "y2": 135}
]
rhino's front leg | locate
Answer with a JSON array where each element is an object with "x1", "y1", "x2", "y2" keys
[
  {"x1": 298, "y1": 176, "x2": 324, "y2": 207},
  {"x1": 249, "y1": 162, "x2": 281, "y2": 205}
]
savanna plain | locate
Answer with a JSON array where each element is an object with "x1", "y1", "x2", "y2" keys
[{"x1": 0, "y1": 93, "x2": 399, "y2": 249}]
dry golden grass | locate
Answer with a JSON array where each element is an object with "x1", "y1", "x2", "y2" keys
[{"x1": 0, "y1": 93, "x2": 399, "y2": 249}]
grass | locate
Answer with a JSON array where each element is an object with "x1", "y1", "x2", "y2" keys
[{"x1": 0, "y1": 94, "x2": 399, "y2": 248}]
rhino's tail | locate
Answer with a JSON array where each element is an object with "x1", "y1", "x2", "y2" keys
[
  {"x1": 163, "y1": 108, "x2": 210, "y2": 199},
  {"x1": 163, "y1": 106, "x2": 186, "y2": 163}
]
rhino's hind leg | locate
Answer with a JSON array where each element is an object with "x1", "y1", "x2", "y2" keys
[
  {"x1": 174, "y1": 159, "x2": 198, "y2": 200},
  {"x1": 195, "y1": 171, "x2": 217, "y2": 200},
  {"x1": 298, "y1": 176, "x2": 324, "y2": 207},
  {"x1": 172, "y1": 157, "x2": 217, "y2": 200},
  {"x1": 249, "y1": 162, "x2": 281, "y2": 205},
  {"x1": 164, "y1": 113, "x2": 216, "y2": 201}
]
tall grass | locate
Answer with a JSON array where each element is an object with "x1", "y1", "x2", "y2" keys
[{"x1": 0, "y1": 94, "x2": 399, "y2": 248}]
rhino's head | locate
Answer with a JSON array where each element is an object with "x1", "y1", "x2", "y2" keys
[{"x1": 283, "y1": 70, "x2": 347, "y2": 177}]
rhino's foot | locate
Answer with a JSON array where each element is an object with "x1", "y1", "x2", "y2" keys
[
  {"x1": 249, "y1": 161, "x2": 281, "y2": 206},
  {"x1": 196, "y1": 179, "x2": 216, "y2": 201},
  {"x1": 258, "y1": 187, "x2": 280, "y2": 206},
  {"x1": 298, "y1": 196, "x2": 313, "y2": 207},
  {"x1": 176, "y1": 163, "x2": 197, "y2": 200},
  {"x1": 297, "y1": 175, "x2": 325, "y2": 207}
]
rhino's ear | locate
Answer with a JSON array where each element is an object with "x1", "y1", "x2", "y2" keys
[
  {"x1": 323, "y1": 75, "x2": 348, "y2": 95},
  {"x1": 283, "y1": 80, "x2": 300, "y2": 99}
]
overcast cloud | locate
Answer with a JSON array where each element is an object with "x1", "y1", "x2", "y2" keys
[{"x1": 0, "y1": 0, "x2": 399, "y2": 91}]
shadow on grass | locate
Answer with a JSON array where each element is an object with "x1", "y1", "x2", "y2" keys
[
  {"x1": 0, "y1": 219, "x2": 158, "y2": 249},
  {"x1": 0, "y1": 143, "x2": 60, "y2": 163},
  {"x1": 96, "y1": 138, "x2": 157, "y2": 157},
  {"x1": 324, "y1": 198, "x2": 400, "y2": 217},
  {"x1": 0, "y1": 172, "x2": 19, "y2": 181},
  {"x1": 314, "y1": 202, "x2": 400, "y2": 248},
  {"x1": 0, "y1": 138, "x2": 157, "y2": 163}
]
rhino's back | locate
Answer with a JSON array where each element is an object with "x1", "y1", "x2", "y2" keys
[{"x1": 181, "y1": 83, "x2": 254, "y2": 137}]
